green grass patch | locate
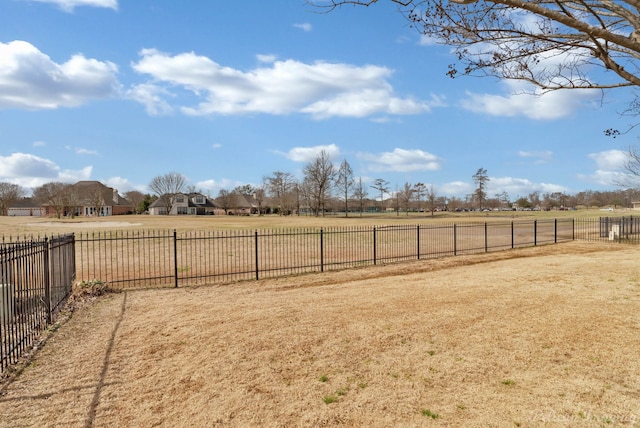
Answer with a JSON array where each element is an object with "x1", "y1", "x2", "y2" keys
[
  {"x1": 421, "y1": 409, "x2": 439, "y2": 419},
  {"x1": 323, "y1": 395, "x2": 338, "y2": 404}
]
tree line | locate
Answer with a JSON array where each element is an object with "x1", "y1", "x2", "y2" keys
[{"x1": 2, "y1": 157, "x2": 640, "y2": 217}]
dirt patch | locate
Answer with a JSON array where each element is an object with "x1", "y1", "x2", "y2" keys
[{"x1": 0, "y1": 242, "x2": 638, "y2": 427}]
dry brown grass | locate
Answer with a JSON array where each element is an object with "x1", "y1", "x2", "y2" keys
[
  {"x1": 0, "y1": 207, "x2": 629, "y2": 236},
  {"x1": 0, "y1": 241, "x2": 638, "y2": 427}
]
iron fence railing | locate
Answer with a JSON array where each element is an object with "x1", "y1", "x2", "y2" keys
[
  {"x1": 0, "y1": 234, "x2": 75, "y2": 371},
  {"x1": 69, "y1": 218, "x2": 574, "y2": 290},
  {"x1": 1, "y1": 216, "x2": 635, "y2": 372},
  {"x1": 574, "y1": 216, "x2": 640, "y2": 243}
]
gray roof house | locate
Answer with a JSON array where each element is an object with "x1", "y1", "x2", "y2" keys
[
  {"x1": 7, "y1": 198, "x2": 43, "y2": 217},
  {"x1": 148, "y1": 193, "x2": 219, "y2": 215}
]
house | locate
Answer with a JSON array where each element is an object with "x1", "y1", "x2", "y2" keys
[
  {"x1": 214, "y1": 192, "x2": 259, "y2": 215},
  {"x1": 148, "y1": 193, "x2": 220, "y2": 215},
  {"x1": 7, "y1": 198, "x2": 43, "y2": 217},
  {"x1": 38, "y1": 181, "x2": 133, "y2": 217},
  {"x1": 633, "y1": 201, "x2": 640, "y2": 210}
]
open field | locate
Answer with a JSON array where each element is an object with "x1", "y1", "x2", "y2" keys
[
  {"x1": 0, "y1": 208, "x2": 634, "y2": 236},
  {"x1": 0, "y1": 209, "x2": 640, "y2": 237},
  {"x1": 0, "y1": 240, "x2": 638, "y2": 427}
]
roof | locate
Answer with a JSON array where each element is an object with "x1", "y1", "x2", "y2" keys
[
  {"x1": 70, "y1": 181, "x2": 132, "y2": 207},
  {"x1": 149, "y1": 193, "x2": 217, "y2": 209},
  {"x1": 9, "y1": 197, "x2": 40, "y2": 208}
]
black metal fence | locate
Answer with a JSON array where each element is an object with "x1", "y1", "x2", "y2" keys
[
  {"x1": 0, "y1": 234, "x2": 75, "y2": 371},
  {"x1": 1, "y1": 216, "x2": 635, "y2": 373},
  {"x1": 574, "y1": 216, "x2": 640, "y2": 243},
  {"x1": 73, "y1": 218, "x2": 574, "y2": 289}
]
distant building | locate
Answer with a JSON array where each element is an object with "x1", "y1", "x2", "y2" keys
[
  {"x1": 8, "y1": 181, "x2": 133, "y2": 217},
  {"x1": 148, "y1": 193, "x2": 220, "y2": 215},
  {"x1": 7, "y1": 198, "x2": 43, "y2": 217}
]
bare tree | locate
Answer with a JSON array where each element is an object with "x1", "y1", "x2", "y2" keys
[
  {"x1": 528, "y1": 191, "x2": 542, "y2": 209},
  {"x1": 353, "y1": 177, "x2": 369, "y2": 216},
  {"x1": 148, "y1": 172, "x2": 187, "y2": 215},
  {"x1": 216, "y1": 189, "x2": 233, "y2": 215},
  {"x1": 266, "y1": 171, "x2": 297, "y2": 215},
  {"x1": 370, "y1": 178, "x2": 390, "y2": 212},
  {"x1": 495, "y1": 191, "x2": 510, "y2": 210},
  {"x1": 124, "y1": 190, "x2": 145, "y2": 214},
  {"x1": 253, "y1": 185, "x2": 266, "y2": 215},
  {"x1": 315, "y1": 1, "x2": 640, "y2": 96},
  {"x1": 398, "y1": 181, "x2": 414, "y2": 216},
  {"x1": 81, "y1": 182, "x2": 107, "y2": 217},
  {"x1": 233, "y1": 184, "x2": 255, "y2": 197},
  {"x1": 65, "y1": 186, "x2": 82, "y2": 218},
  {"x1": 0, "y1": 182, "x2": 25, "y2": 216},
  {"x1": 413, "y1": 182, "x2": 426, "y2": 213},
  {"x1": 33, "y1": 182, "x2": 71, "y2": 218},
  {"x1": 426, "y1": 184, "x2": 438, "y2": 216},
  {"x1": 472, "y1": 168, "x2": 489, "y2": 210},
  {"x1": 617, "y1": 145, "x2": 640, "y2": 188},
  {"x1": 302, "y1": 150, "x2": 336, "y2": 216},
  {"x1": 335, "y1": 159, "x2": 355, "y2": 217}
]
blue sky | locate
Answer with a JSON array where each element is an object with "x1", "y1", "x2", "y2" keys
[{"x1": 0, "y1": 0, "x2": 637, "y2": 201}]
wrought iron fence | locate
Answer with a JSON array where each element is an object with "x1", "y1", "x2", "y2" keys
[
  {"x1": 0, "y1": 234, "x2": 75, "y2": 371},
  {"x1": 574, "y1": 216, "x2": 640, "y2": 243},
  {"x1": 72, "y1": 218, "x2": 574, "y2": 289}
]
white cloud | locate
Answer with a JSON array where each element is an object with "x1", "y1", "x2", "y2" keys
[
  {"x1": 104, "y1": 176, "x2": 143, "y2": 193},
  {"x1": 518, "y1": 150, "x2": 554, "y2": 164},
  {"x1": 418, "y1": 35, "x2": 438, "y2": 46},
  {"x1": 256, "y1": 54, "x2": 277, "y2": 63},
  {"x1": 196, "y1": 178, "x2": 243, "y2": 195},
  {"x1": 68, "y1": 146, "x2": 98, "y2": 155},
  {"x1": 212, "y1": 143, "x2": 222, "y2": 149},
  {"x1": 27, "y1": 0, "x2": 118, "y2": 12},
  {"x1": 276, "y1": 144, "x2": 340, "y2": 163},
  {"x1": 0, "y1": 152, "x2": 92, "y2": 189},
  {"x1": 578, "y1": 149, "x2": 633, "y2": 186},
  {"x1": 33, "y1": 140, "x2": 46, "y2": 147},
  {"x1": 130, "y1": 49, "x2": 439, "y2": 119},
  {"x1": 0, "y1": 40, "x2": 120, "y2": 110},
  {"x1": 440, "y1": 176, "x2": 568, "y2": 198},
  {"x1": 588, "y1": 149, "x2": 627, "y2": 171},
  {"x1": 293, "y1": 23, "x2": 312, "y2": 32},
  {"x1": 488, "y1": 176, "x2": 568, "y2": 196},
  {"x1": 440, "y1": 181, "x2": 471, "y2": 196},
  {"x1": 126, "y1": 83, "x2": 173, "y2": 115},
  {"x1": 358, "y1": 148, "x2": 441, "y2": 173},
  {"x1": 461, "y1": 84, "x2": 599, "y2": 120}
]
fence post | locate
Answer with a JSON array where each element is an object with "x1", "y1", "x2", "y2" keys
[
  {"x1": 320, "y1": 228, "x2": 324, "y2": 273},
  {"x1": 44, "y1": 237, "x2": 51, "y2": 325},
  {"x1": 619, "y1": 218, "x2": 623, "y2": 243},
  {"x1": 534, "y1": 220, "x2": 537, "y2": 246},
  {"x1": 511, "y1": 221, "x2": 514, "y2": 249},
  {"x1": 554, "y1": 219, "x2": 557, "y2": 243},
  {"x1": 453, "y1": 224, "x2": 457, "y2": 256},
  {"x1": 373, "y1": 227, "x2": 377, "y2": 266},
  {"x1": 484, "y1": 222, "x2": 488, "y2": 253},
  {"x1": 417, "y1": 224, "x2": 420, "y2": 260},
  {"x1": 173, "y1": 230, "x2": 178, "y2": 288},
  {"x1": 255, "y1": 231, "x2": 259, "y2": 280}
]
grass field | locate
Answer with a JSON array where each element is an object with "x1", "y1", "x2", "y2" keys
[
  {"x1": 0, "y1": 212, "x2": 638, "y2": 426},
  {"x1": 0, "y1": 207, "x2": 631, "y2": 236}
]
